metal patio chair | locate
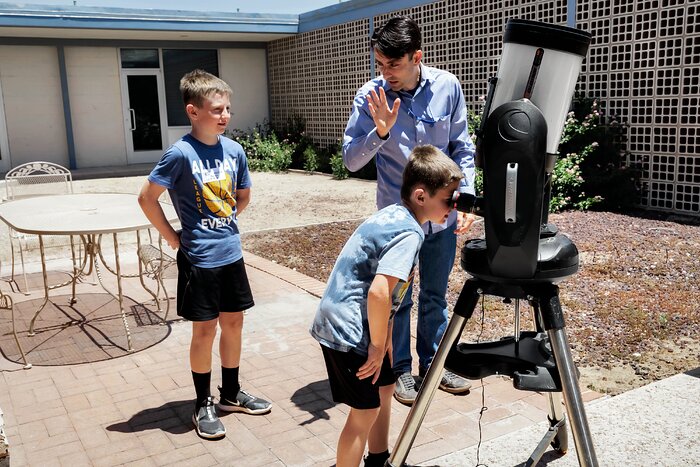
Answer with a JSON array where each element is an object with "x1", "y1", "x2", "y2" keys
[
  {"x1": 136, "y1": 229, "x2": 176, "y2": 322},
  {"x1": 3, "y1": 161, "x2": 75, "y2": 293}
]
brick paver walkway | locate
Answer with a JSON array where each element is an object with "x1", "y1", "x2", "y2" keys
[{"x1": 0, "y1": 251, "x2": 601, "y2": 466}]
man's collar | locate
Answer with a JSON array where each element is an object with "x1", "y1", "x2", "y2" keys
[
  {"x1": 379, "y1": 63, "x2": 433, "y2": 94},
  {"x1": 418, "y1": 62, "x2": 434, "y2": 86}
]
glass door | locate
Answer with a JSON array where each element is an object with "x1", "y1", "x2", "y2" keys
[{"x1": 120, "y1": 69, "x2": 168, "y2": 164}]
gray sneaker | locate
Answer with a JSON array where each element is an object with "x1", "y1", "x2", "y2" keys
[
  {"x1": 217, "y1": 387, "x2": 272, "y2": 415},
  {"x1": 419, "y1": 368, "x2": 472, "y2": 394},
  {"x1": 394, "y1": 372, "x2": 418, "y2": 405},
  {"x1": 192, "y1": 396, "x2": 226, "y2": 439},
  {"x1": 440, "y1": 370, "x2": 472, "y2": 394}
]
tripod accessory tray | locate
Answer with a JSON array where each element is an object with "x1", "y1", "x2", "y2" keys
[{"x1": 445, "y1": 331, "x2": 565, "y2": 392}]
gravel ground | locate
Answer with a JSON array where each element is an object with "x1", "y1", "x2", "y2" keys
[{"x1": 243, "y1": 209, "x2": 700, "y2": 395}]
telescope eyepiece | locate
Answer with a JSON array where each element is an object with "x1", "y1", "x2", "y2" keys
[{"x1": 451, "y1": 192, "x2": 484, "y2": 216}]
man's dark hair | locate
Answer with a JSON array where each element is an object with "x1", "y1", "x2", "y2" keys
[{"x1": 371, "y1": 15, "x2": 422, "y2": 59}]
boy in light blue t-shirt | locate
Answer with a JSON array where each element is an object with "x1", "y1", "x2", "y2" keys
[{"x1": 310, "y1": 145, "x2": 464, "y2": 467}]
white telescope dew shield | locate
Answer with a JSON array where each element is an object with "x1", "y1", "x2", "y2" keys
[{"x1": 488, "y1": 19, "x2": 593, "y2": 154}]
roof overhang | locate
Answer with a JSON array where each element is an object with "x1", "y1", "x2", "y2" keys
[{"x1": 0, "y1": 2, "x2": 299, "y2": 42}]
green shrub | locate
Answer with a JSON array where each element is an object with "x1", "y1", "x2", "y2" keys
[
  {"x1": 467, "y1": 109, "x2": 484, "y2": 195},
  {"x1": 330, "y1": 150, "x2": 349, "y2": 180},
  {"x1": 469, "y1": 95, "x2": 640, "y2": 213},
  {"x1": 552, "y1": 96, "x2": 640, "y2": 212},
  {"x1": 303, "y1": 145, "x2": 319, "y2": 173},
  {"x1": 246, "y1": 131, "x2": 293, "y2": 173}
]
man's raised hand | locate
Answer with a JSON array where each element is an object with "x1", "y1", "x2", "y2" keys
[{"x1": 367, "y1": 87, "x2": 400, "y2": 139}]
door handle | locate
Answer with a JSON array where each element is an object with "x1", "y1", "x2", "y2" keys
[{"x1": 129, "y1": 108, "x2": 136, "y2": 131}]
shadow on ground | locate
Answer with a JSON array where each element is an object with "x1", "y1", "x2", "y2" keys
[
  {"x1": 106, "y1": 400, "x2": 193, "y2": 435},
  {"x1": 290, "y1": 379, "x2": 337, "y2": 426}
]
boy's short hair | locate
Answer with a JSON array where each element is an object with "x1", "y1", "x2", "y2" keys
[
  {"x1": 180, "y1": 69, "x2": 232, "y2": 108},
  {"x1": 401, "y1": 145, "x2": 463, "y2": 202},
  {"x1": 371, "y1": 15, "x2": 422, "y2": 59}
]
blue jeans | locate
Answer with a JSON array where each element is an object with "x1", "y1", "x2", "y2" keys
[{"x1": 392, "y1": 223, "x2": 457, "y2": 375}]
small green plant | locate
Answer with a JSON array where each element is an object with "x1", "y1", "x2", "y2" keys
[
  {"x1": 330, "y1": 150, "x2": 349, "y2": 180},
  {"x1": 303, "y1": 145, "x2": 319, "y2": 173}
]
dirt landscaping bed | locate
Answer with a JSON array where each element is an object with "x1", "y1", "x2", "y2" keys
[{"x1": 243, "y1": 209, "x2": 700, "y2": 395}]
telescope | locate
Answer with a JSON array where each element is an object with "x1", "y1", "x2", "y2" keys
[{"x1": 389, "y1": 19, "x2": 598, "y2": 466}]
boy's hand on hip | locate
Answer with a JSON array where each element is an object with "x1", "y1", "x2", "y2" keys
[
  {"x1": 164, "y1": 231, "x2": 180, "y2": 250},
  {"x1": 357, "y1": 342, "x2": 385, "y2": 384},
  {"x1": 367, "y1": 87, "x2": 400, "y2": 139}
]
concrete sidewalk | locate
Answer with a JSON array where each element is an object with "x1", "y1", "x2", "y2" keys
[{"x1": 433, "y1": 368, "x2": 700, "y2": 466}]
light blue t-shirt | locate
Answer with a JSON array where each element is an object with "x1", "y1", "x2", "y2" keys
[
  {"x1": 310, "y1": 204, "x2": 424, "y2": 355},
  {"x1": 148, "y1": 134, "x2": 251, "y2": 268}
]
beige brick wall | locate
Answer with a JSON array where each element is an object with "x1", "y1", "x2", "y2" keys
[{"x1": 268, "y1": 0, "x2": 700, "y2": 215}]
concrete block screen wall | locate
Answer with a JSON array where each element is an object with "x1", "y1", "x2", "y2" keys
[{"x1": 267, "y1": 0, "x2": 700, "y2": 216}]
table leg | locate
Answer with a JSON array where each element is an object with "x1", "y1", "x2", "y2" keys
[
  {"x1": 70, "y1": 235, "x2": 79, "y2": 304},
  {"x1": 112, "y1": 233, "x2": 133, "y2": 352},
  {"x1": 28, "y1": 235, "x2": 50, "y2": 336},
  {"x1": 9, "y1": 296, "x2": 32, "y2": 369}
]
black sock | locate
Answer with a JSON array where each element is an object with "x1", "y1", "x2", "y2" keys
[
  {"x1": 364, "y1": 450, "x2": 390, "y2": 467},
  {"x1": 192, "y1": 370, "x2": 211, "y2": 410},
  {"x1": 221, "y1": 366, "x2": 240, "y2": 398}
]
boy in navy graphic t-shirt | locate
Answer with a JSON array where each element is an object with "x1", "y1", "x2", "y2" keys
[{"x1": 138, "y1": 70, "x2": 270, "y2": 440}]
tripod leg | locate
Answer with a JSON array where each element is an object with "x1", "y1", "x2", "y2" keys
[
  {"x1": 547, "y1": 392, "x2": 568, "y2": 453},
  {"x1": 538, "y1": 286, "x2": 598, "y2": 467},
  {"x1": 388, "y1": 281, "x2": 480, "y2": 467},
  {"x1": 531, "y1": 300, "x2": 568, "y2": 454}
]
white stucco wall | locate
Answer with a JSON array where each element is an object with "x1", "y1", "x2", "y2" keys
[
  {"x1": 0, "y1": 45, "x2": 68, "y2": 167},
  {"x1": 65, "y1": 46, "x2": 127, "y2": 168},
  {"x1": 219, "y1": 48, "x2": 269, "y2": 133}
]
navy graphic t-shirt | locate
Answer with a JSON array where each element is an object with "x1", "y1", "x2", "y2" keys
[{"x1": 148, "y1": 134, "x2": 251, "y2": 268}]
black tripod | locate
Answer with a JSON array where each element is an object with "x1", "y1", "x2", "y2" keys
[{"x1": 387, "y1": 231, "x2": 599, "y2": 467}]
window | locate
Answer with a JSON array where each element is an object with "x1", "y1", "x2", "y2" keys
[
  {"x1": 120, "y1": 49, "x2": 159, "y2": 68},
  {"x1": 163, "y1": 49, "x2": 219, "y2": 126}
]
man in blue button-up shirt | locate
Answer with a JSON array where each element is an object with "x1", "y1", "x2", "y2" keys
[{"x1": 343, "y1": 16, "x2": 476, "y2": 407}]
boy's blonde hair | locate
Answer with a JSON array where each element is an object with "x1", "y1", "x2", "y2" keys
[
  {"x1": 401, "y1": 145, "x2": 464, "y2": 202},
  {"x1": 180, "y1": 69, "x2": 232, "y2": 107}
]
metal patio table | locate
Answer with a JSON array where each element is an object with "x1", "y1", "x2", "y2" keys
[{"x1": 0, "y1": 193, "x2": 178, "y2": 351}]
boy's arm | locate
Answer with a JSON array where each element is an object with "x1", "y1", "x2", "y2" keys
[
  {"x1": 235, "y1": 188, "x2": 251, "y2": 216},
  {"x1": 137, "y1": 180, "x2": 180, "y2": 249},
  {"x1": 357, "y1": 273, "x2": 400, "y2": 384}
]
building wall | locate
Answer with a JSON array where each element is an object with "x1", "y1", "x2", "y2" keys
[
  {"x1": 65, "y1": 46, "x2": 128, "y2": 168},
  {"x1": 267, "y1": 0, "x2": 700, "y2": 216},
  {"x1": 268, "y1": 19, "x2": 371, "y2": 146},
  {"x1": 576, "y1": 0, "x2": 700, "y2": 213},
  {"x1": 220, "y1": 48, "x2": 270, "y2": 133},
  {"x1": 0, "y1": 44, "x2": 270, "y2": 171},
  {"x1": 0, "y1": 45, "x2": 68, "y2": 167}
]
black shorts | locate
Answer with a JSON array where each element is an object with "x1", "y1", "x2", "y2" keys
[
  {"x1": 321, "y1": 344, "x2": 396, "y2": 410},
  {"x1": 176, "y1": 250, "x2": 255, "y2": 321}
]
